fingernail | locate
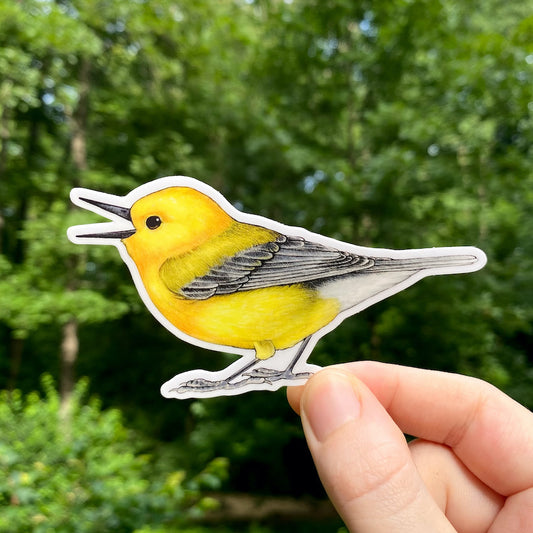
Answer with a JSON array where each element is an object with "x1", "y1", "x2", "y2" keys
[{"x1": 303, "y1": 371, "x2": 361, "y2": 443}]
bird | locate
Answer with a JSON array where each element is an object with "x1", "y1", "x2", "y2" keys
[{"x1": 67, "y1": 176, "x2": 487, "y2": 399}]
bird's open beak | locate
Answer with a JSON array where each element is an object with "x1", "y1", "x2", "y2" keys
[{"x1": 74, "y1": 197, "x2": 136, "y2": 240}]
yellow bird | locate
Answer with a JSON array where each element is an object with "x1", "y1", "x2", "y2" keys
[{"x1": 68, "y1": 176, "x2": 486, "y2": 398}]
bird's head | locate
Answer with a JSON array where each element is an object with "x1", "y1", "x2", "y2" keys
[
  {"x1": 69, "y1": 185, "x2": 234, "y2": 270},
  {"x1": 126, "y1": 187, "x2": 233, "y2": 268}
]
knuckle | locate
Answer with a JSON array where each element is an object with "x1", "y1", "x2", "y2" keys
[{"x1": 338, "y1": 440, "x2": 414, "y2": 505}]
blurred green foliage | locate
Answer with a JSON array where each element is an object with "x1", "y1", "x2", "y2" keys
[
  {"x1": 0, "y1": 0, "x2": 532, "y2": 530},
  {"x1": 0, "y1": 376, "x2": 229, "y2": 533}
]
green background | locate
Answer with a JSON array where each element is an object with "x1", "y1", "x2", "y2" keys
[{"x1": 0, "y1": 0, "x2": 532, "y2": 531}]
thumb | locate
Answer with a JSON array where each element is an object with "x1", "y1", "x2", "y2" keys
[{"x1": 299, "y1": 368, "x2": 455, "y2": 533}]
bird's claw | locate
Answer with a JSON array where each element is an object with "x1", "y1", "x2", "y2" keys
[
  {"x1": 175, "y1": 377, "x2": 226, "y2": 391},
  {"x1": 173, "y1": 375, "x2": 268, "y2": 394},
  {"x1": 171, "y1": 368, "x2": 313, "y2": 395},
  {"x1": 244, "y1": 368, "x2": 313, "y2": 381}
]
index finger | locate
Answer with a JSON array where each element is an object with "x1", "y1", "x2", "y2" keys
[{"x1": 288, "y1": 361, "x2": 533, "y2": 496}]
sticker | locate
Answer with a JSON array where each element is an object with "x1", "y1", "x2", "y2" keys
[{"x1": 67, "y1": 176, "x2": 487, "y2": 399}]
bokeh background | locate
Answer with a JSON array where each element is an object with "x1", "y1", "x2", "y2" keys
[{"x1": 0, "y1": 0, "x2": 532, "y2": 531}]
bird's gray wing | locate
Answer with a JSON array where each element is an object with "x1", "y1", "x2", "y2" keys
[{"x1": 177, "y1": 235, "x2": 375, "y2": 300}]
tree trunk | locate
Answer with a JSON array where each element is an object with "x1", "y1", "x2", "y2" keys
[
  {"x1": 59, "y1": 57, "x2": 90, "y2": 410},
  {"x1": 60, "y1": 319, "x2": 79, "y2": 410},
  {"x1": 71, "y1": 58, "x2": 90, "y2": 175}
]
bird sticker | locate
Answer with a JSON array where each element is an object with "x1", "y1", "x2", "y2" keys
[{"x1": 67, "y1": 176, "x2": 487, "y2": 399}]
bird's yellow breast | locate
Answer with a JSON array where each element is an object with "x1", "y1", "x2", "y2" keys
[
  {"x1": 144, "y1": 279, "x2": 339, "y2": 352},
  {"x1": 125, "y1": 215, "x2": 340, "y2": 352}
]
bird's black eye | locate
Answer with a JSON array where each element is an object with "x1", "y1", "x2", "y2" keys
[{"x1": 146, "y1": 215, "x2": 162, "y2": 230}]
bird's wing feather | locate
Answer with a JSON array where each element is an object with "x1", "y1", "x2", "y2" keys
[{"x1": 176, "y1": 235, "x2": 375, "y2": 300}]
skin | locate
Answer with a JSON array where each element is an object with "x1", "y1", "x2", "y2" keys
[{"x1": 287, "y1": 362, "x2": 533, "y2": 532}]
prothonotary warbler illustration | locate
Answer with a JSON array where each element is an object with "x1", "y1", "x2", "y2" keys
[{"x1": 68, "y1": 176, "x2": 487, "y2": 399}]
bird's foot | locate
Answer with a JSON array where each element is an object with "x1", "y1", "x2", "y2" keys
[
  {"x1": 173, "y1": 375, "x2": 267, "y2": 394},
  {"x1": 243, "y1": 367, "x2": 312, "y2": 383}
]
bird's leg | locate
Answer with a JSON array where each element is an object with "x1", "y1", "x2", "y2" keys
[
  {"x1": 225, "y1": 358, "x2": 260, "y2": 383},
  {"x1": 286, "y1": 336, "x2": 312, "y2": 375},
  {"x1": 244, "y1": 336, "x2": 314, "y2": 382},
  {"x1": 173, "y1": 338, "x2": 314, "y2": 394}
]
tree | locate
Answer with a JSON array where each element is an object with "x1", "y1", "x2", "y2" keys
[
  {"x1": 0, "y1": 0, "x2": 532, "y2": 514},
  {"x1": 0, "y1": 376, "x2": 228, "y2": 532}
]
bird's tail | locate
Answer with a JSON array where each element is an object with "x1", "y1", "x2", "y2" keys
[
  {"x1": 317, "y1": 246, "x2": 485, "y2": 315},
  {"x1": 371, "y1": 249, "x2": 485, "y2": 275}
]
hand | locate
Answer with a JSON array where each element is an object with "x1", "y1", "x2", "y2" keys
[{"x1": 287, "y1": 362, "x2": 533, "y2": 532}]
